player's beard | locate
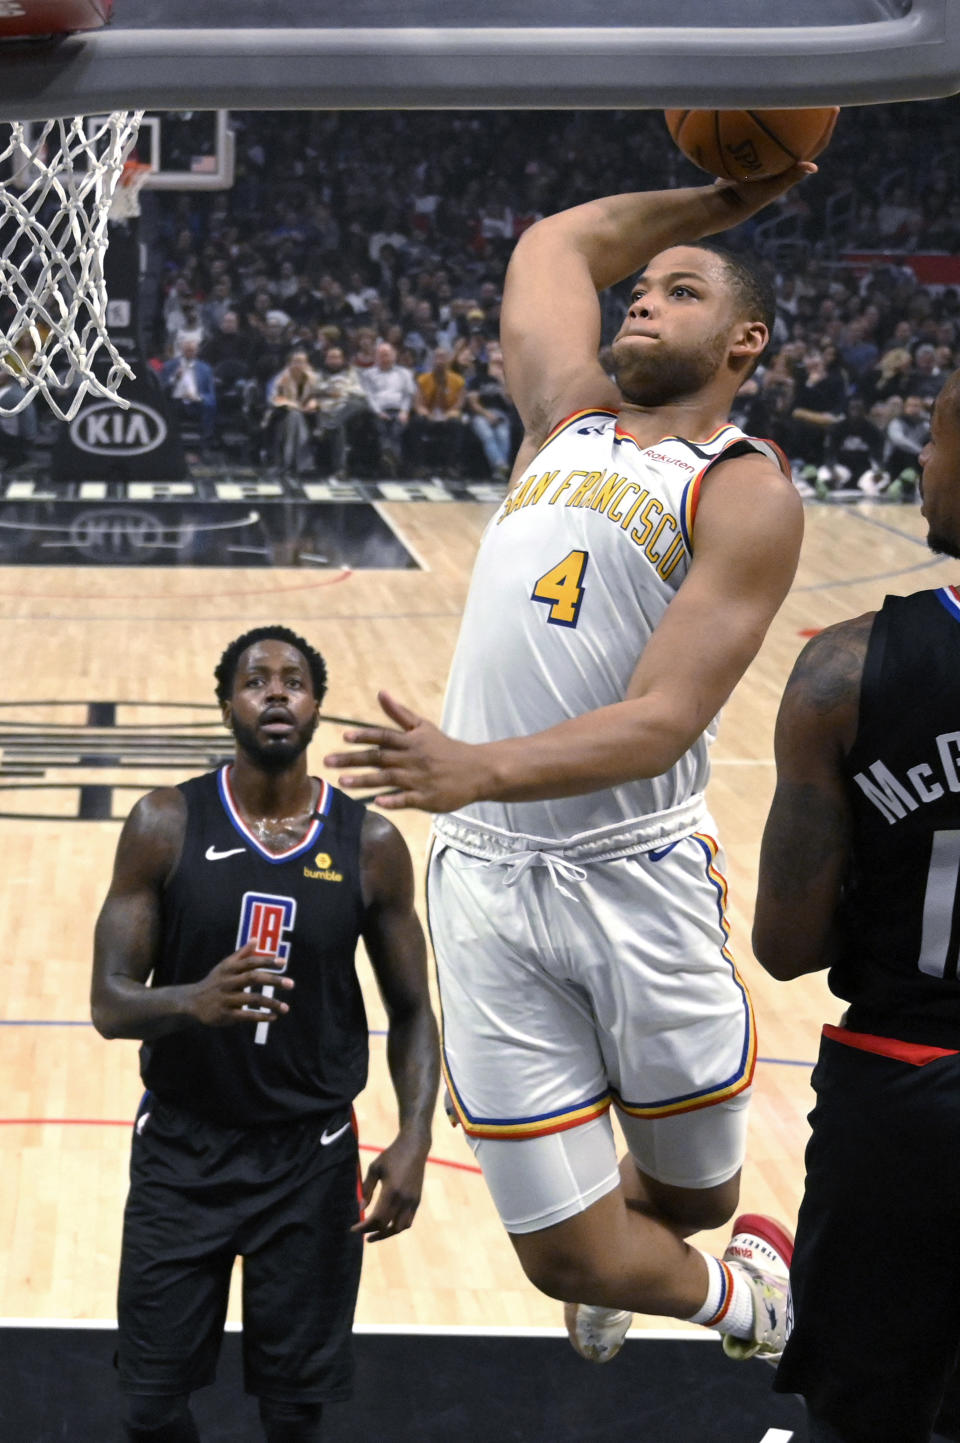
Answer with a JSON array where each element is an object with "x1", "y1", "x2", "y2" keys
[
  {"x1": 920, "y1": 474, "x2": 960, "y2": 559},
  {"x1": 927, "y1": 531, "x2": 960, "y2": 560},
  {"x1": 612, "y1": 327, "x2": 730, "y2": 408},
  {"x1": 230, "y1": 712, "x2": 319, "y2": 771}
]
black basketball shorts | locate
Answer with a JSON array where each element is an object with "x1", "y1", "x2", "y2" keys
[
  {"x1": 774, "y1": 1029, "x2": 960, "y2": 1443},
  {"x1": 117, "y1": 1096, "x2": 364, "y2": 1402}
]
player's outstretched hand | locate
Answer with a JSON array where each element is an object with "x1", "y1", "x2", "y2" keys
[
  {"x1": 701, "y1": 161, "x2": 818, "y2": 231},
  {"x1": 185, "y1": 939, "x2": 293, "y2": 1028},
  {"x1": 325, "y1": 691, "x2": 480, "y2": 812},
  {"x1": 351, "y1": 1130, "x2": 430, "y2": 1242}
]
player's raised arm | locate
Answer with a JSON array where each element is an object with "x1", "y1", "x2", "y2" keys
[
  {"x1": 91, "y1": 789, "x2": 293, "y2": 1039},
  {"x1": 501, "y1": 167, "x2": 815, "y2": 451}
]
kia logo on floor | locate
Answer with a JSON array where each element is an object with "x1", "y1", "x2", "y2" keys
[{"x1": 69, "y1": 401, "x2": 168, "y2": 456}]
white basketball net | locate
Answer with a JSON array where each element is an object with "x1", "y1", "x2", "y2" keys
[{"x1": 0, "y1": 111, "x2": 144, "y2": 422}]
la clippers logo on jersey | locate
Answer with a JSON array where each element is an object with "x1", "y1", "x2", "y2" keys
[
  {"x1": 237, "y1": 892, "x2": 296, "y2": 968},
  {"x1": 236, "y1": 892, "x2": 297, "y2": 1047}
]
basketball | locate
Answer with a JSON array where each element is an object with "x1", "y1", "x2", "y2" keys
[{"x1": 664, "y1": 108, "x2": 839, "y2": 182}]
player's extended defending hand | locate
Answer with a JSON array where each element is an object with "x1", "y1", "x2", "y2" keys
[
  {"x1": 325, "y1": 691, "x2": 480, "y2": 812},
  {"x1": 351, "y1": 1129, "x2": 430, "y2": 1242},
  {"x1": 185, "y1": 939, "x2": 294, "y2": 1027}
]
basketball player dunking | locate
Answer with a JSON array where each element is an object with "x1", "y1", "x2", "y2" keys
[
  {"x1": 92, "y1": 626, "x2": 440, "y2": 1443},
  {"x1": 326, "y1": 168, "x2": 817, "y2": 1365}
]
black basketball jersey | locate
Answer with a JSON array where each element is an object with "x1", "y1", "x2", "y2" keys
[
  {"x1": 140, "y1": 766, "x2": 369, "y2": 1125},
  {"x1": 831, "y1": 586, "x2": 960, "y2": 1047}
]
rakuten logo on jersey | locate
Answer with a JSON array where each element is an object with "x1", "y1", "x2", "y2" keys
[
  {"x1": 645, "y1": 449, "x2": 694, "y2": 471},
  {"x1": 69, "y1": 401, "x2": 168, "y2": 456}
]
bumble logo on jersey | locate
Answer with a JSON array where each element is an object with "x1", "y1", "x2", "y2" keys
[{"x1": 303, "y1": 851, "x2": 343, "y2": 882}]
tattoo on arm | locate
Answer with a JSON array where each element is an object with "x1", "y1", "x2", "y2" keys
[{"x1": 781, "y1": 613, "x2": 873, "y2": 724}]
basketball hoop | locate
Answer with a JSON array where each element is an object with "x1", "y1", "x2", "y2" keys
[{"x1": 0, "y1": 110, "x2": 144, "y2": 421}]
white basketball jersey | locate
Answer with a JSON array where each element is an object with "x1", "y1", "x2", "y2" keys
[{"x1": 437, "y1": 408, "x2": 784, "y2": 846}]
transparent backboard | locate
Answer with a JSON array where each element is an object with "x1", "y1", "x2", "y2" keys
[{"x1": 0, "y1": 0, "x2": 954, "y2": 114}]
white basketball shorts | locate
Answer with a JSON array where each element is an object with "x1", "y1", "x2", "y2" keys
[{"x1": 426, "y1": 825, "x2": 755, "y2": 1233}]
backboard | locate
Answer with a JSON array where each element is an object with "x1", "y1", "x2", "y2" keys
[
  {"x1": 86, "y1": 109, "x2": 234, "y2": 190},
  {"x1": 0, "y1": 1, "x2": 955, "y2": 115}
]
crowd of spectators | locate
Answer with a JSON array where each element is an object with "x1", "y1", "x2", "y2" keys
[{"x1": 53, "y1": 100, "x2": 960, "y2": 493}]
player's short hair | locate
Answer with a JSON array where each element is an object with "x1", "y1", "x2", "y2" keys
[
  {"x1": 689, "y1": 241, "x2": 777, "y2": 341},
  {"x1": 214, "y1": 625, "x2": 328, "y2": 705}
]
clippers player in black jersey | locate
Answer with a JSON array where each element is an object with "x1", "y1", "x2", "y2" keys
[
  {"x1": 754, "y1": 370, "x2": 960, "y2": 1443},
  {"x1": 91, "y1": 625, "x2": 440, "y2": 1443}
]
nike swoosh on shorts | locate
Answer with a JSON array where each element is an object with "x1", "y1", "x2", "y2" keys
[
  {"x1": 320, "y1": 1121, "x2": 352, "y2": 1146},
  {"x1": 205, "y1": 845, "x2": 246, "y2": 861}
]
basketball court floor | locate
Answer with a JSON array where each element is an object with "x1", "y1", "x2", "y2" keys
[{"x1": 0, "y1": 486, "x2": 942, "y2": 1439}]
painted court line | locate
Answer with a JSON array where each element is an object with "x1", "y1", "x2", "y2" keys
[
  {"x1": 0, "y1": 1024, "x2": 818, "y2": 1071},
  {"x1": 0, "y1": 1318, "x2": 708, "y2": 1339},
  {"x1": 0, "y1": 1020, "x2": 389, "y2": 1037},
  {"x1": 0, "y1": 570, "x2": 354, "y2": 602}
]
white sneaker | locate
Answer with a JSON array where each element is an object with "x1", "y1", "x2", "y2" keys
[
  {"x1": 564, "y1": 1302, "x2": 633, "y2": 1363},
  {"x1": 720, "y1": 1213, "x2": 794, "y2": 1366}
]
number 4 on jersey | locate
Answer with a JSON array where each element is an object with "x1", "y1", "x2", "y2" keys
[{"x1": 531, "y1": 549, "x2": 588, "y2": 628}]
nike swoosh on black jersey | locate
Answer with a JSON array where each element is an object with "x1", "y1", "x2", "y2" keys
[{"x1": 320, "y1": 1121, "x2": 352, "y2": 1146}]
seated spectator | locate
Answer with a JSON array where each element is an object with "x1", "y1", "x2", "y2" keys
[
  {"x1": 360, "y1": 341, "x2": 416, "y2": 476},
  {"x1": 247, "y1": 292, "x2": 283, "y2": 338},
  {"x1": 883, "y1": 392, "x2": 929, "y2": 498},
  {"x1": 819, "y1": 396, "x2": 885, "y2": 495},
  {"x1": 881, "y1": 319, "x2": 918, "y2": 357},
  {"x1": 312, "y1": 346, "x2": 371, "y2": 479},
  {"x1": 789, "y1": 346, "x2": 848, "y2": 471},
  {"x1": 403, "y1": 300, "x2": 440, "y2": 371},
  {"x1": 345, "y1": 270, "x2": 380, "y2": 319},
  {"x1": 466, "y1": 342, "x2": 516, "y2": 481},
  {"x1": 286, "y1": 276, "x2": 321, "y2": 328},
  {"x1": 408, "y1": 345, "x2": 466, "y2": 476},
  {"x1": 263, "y1": 349, "x2": 321, "y2": 476},
  {"x1": 905, "y1": 343, "x2": 946, "y2": 407},
  {"x1": 201, "y1": 277, "x2": 235, "y2": 335},
  {"x1": 876, "y1": 184, "x2": 922, "y2": 246},
  {"x1": 161, "y1": 338, "x2": 216, "y2": 451},
  {"x1": 935, "y1": 344, "x2": 956, "y2": 376},
  {"x1": 477, "y1": 280, "x2": 501, "y2": 329},
  {"x1": 172, "y1": 301, "x2": 205, "y2": 356},
  {"x1": 276, "y1": 260, "x2": 299, "y2": 300},
  {"x1": 162, "y1": 275, "x2": 197, "y2": 345},
  {"x1": 838, "y1": 316, "x2": 879, "y2": 382},
  {"x1": 201, "y1": 311, "x2": 253, "y2": 371},
  {"x1": 351, "y1": 327, "x2": 379, "y2": 373},
  {"x1": 252, "y1": 314, "x2": 295, "y2": 390},
  {"x1": 859, "y1": 346, "x2": 913, "y2": 408},
  {"x1": 451, "y1": 325, "x2": 489, "y2": 386},
  {"x1": 739, "y1": 374, "x2": 797, "y2": 463}
]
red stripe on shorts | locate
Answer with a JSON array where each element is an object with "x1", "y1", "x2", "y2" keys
[{"x1": 823, "y1": 1023, "x2": 958, "y2": 1066}]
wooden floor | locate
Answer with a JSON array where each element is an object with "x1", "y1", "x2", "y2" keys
[{"x1": 0, "y1": 495, "x2": 946, "y2": 1331}]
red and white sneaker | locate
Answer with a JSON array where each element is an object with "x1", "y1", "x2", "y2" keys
[
  {"x1": 564, "y1": 1302, "x2": 633, "y2": 1363},
  {"x1": 720, "y1": 1213, "x2": 794, "y2": 1365}
]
